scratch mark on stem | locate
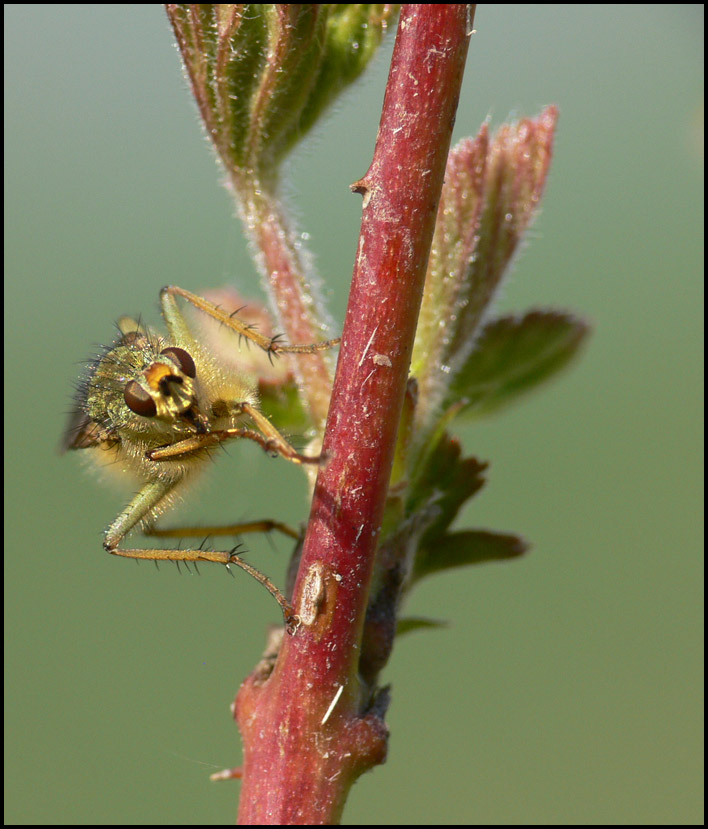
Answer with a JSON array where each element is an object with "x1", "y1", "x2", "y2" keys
[
  {"x1": 358, "y1": 325, "x2": 379, "y2": 367},
  {"x1": 321, "y1": 684, "x2": 344, "y2": 726}
]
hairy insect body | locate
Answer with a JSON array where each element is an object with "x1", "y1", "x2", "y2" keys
[
  {"x1": 64, "y1": 285, "x2": 338, "y2": 621},
  {"x1": 91, "y1": 336, "x2": 239, "y2": 484},
  {"x1": 73, "y1": 327, "x2": 262, "y2": 546}
]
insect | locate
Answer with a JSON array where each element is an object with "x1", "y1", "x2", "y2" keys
[{"x1": 63, "y1": 285, "x2": 338, "y2": 624}]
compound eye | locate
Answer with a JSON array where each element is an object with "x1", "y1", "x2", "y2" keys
[
  {"x1": 160, "y1": 347, "x2": 196, "y2": 379},
  {"x1": 124, "y1": 380, "x2": 157, "y2": 417}
]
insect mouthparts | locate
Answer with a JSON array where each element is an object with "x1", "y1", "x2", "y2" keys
[{"x1": 158, "y1": 373, "x2": 184, "y2": 395}]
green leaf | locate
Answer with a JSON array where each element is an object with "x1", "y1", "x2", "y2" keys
[
  {"x1": 413, "y1": 530, "x2": 528, "y2": 584},
  {"x1": 449, "y1": 310, "x2": 590, "y2": 418},
  {"x1": 166, "y1": 4, "x2": 398, "y2": 181},
  {"x1": 406, "y1": 431, "x2": 488, "y2": 545}
]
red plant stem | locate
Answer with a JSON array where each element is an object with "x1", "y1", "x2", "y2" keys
[{"x1": 235, "y1": 6, "x2": 474, "y2": 824}]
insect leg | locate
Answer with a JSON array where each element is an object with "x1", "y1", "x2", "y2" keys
[
  {"x1": 104, "y1": 479, "x2": 239, "y2": 567},
  {"x1": 104, "y1": 480, "x2": 296, "y2": 625},
  {"x1": 103, "y1": 479, "x2": 176, "y2": 552},
  {"x1": 239, "y1": 402, "x2": 323, "y2": 464},
  {"x1": 160, "y1": 285, "x2": 340, "y2": 355},
  {"x1": 145, "y1": 421, "x2": 320, "y2": 466}
]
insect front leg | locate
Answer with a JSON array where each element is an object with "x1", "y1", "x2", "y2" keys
[
  {"x1": 238, "y1": 401, "x2": 323, "y2": 465},
  {"x1": 160, "y1": 285, "x2": 340, "y2": 355},
  {"x1": 145, "y1": 411, "x2": 322, "y2": 466}
]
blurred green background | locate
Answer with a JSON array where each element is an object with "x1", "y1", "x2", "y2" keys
[{"x1": 5, "y1": 5, "x2": 703, "y2": 825}]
